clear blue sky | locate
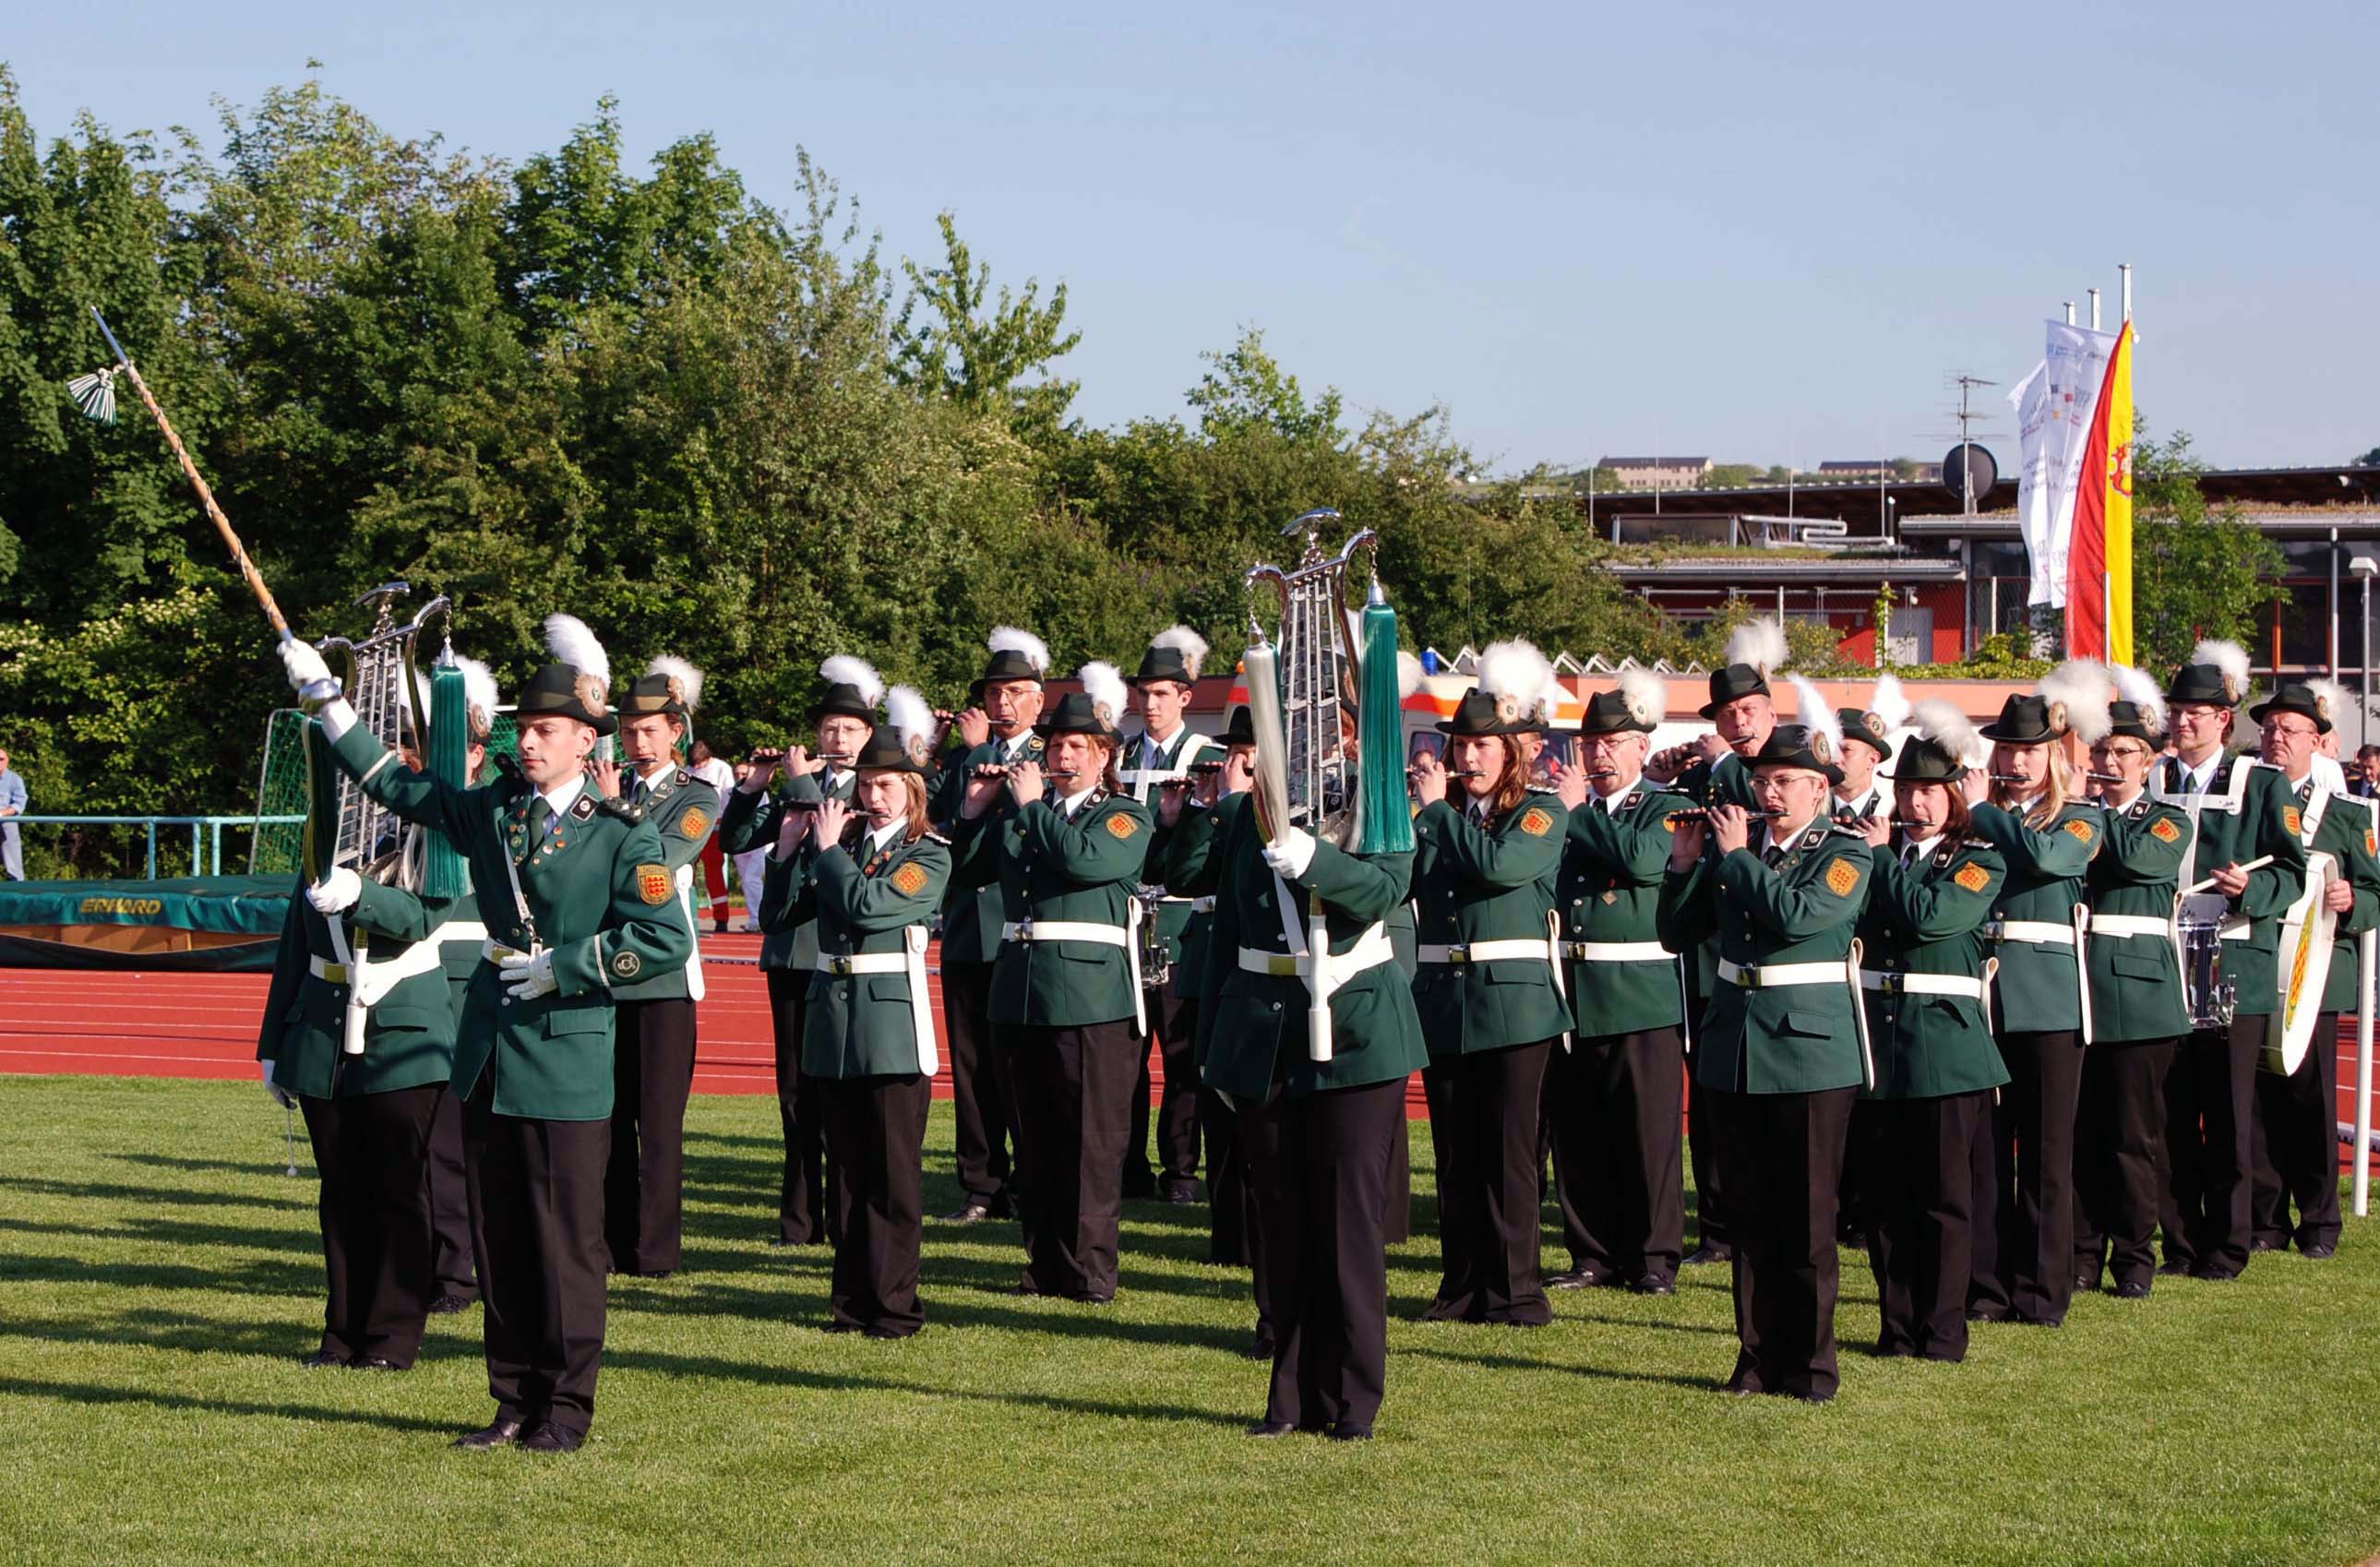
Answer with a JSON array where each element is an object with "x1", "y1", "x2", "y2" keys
[{"x1": 10, "y1": 0, "x2": 2375, "y2": 472}]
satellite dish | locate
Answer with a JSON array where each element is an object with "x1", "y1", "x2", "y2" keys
[{"x1": 1943, "y1": 443, "x2": 1998, "y2": 499}]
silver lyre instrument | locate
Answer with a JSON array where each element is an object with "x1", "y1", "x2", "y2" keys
[
  {"x1": 312, "y1": 582, "x2": 451, "y2": 1054},
  {"x1": 2180, "y1": 914, "x2": 2235, "y2": 1028},
  {"x1": 1136, "y1": 890, "x2": 1173, "y2": 990},
  {"x1": 1245, "y1": 509, "x2": 1377, "y2": 843}
]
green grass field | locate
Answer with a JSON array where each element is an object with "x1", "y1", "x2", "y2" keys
[{"x1": 2, "y1": 1074, "x2": 2376, "y2": 1567}]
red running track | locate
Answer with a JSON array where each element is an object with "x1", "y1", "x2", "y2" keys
[{"x1": 0, "y1": 936, "x2": 2374, "y2": 1171}]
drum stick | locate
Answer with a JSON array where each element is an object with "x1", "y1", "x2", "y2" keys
[{"x1": 2179, "y1": 854, "x2": 2275, "y2": 898}]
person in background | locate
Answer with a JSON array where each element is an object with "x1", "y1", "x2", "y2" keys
[
  {"x1": 688, "y1": 738, "x2": 737, "y2": 933},
  {"x1": 729, "y1": 761, "x2": 772, "y2": 930},
  {"x1": 2352, "y1": 744, "x2": 2380, "y2": 800},
  {"x1": 0, "y1": 748, "x2": 25, "y2": 880}
]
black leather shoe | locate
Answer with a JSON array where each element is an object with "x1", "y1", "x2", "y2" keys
[
  {"x1": 2156, "y1": 1259, "x2": 2192, "y2": 1277},
  {"x1": 1545, "y1": 1267, "x2": 1607, "y2": 1291},
  {"x1": 2114, "y1": 1280, "x2": 2151, "y2": 1299},
  {"x1": 1247, "y1": 1334, "x2": 1276, "y2": 1361},
  {"x1": 1966, "y1": 1308, "x2": 2007, "y2": 1324},
  {"x1": 1632, "y1": 1275, "x2": 1676, "y2": 1297},
  {"x1": 1164, "y1": 1187, "x2": 1202, "y2": 1207},
  {"x1": 940, "y1": 1201, "x2": 993, "y2": 1224},
  {"x1": 2191, "y1": 1264, "x2": 2241, "y2": 1282},
  {"x1": 1245, "y1": 1419, "x2": 1298, "y2": 1439},
  {"x1": 519, "y1": 1421, "x2": 584, "y2": 1453},
  {"x1": 454, "y1": 1417, "x2": 526, "y2": 1451},
  {"x1": 350, "y1": 1356, "x2": 405, "y2": 1371},
  {"x1": 1682, "y1": 1245, "x2": 1732, "y2": 1266},
  {"x1": 428, "y1": 1293, "x2": 474, "y2": 1315},
  {"x1": 2073, "y1": 1273, "x2": 2099, "y2": 1294},
  {"x1": 300, "y1": 1350, "x2": 348, "y2": 1370},
  {"x1": 2249, "y1": 1237, "x2": 2281, "y2": 1254},
  {"x1": 1329, "y1": 1425, "x2": 1373, "y2": 1441},
  {"x1": 2302, "y1": 1241, "x2": 2338, "y2": 1260}
]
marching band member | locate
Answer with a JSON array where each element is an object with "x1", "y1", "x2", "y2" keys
[
  {"x1": 1198, "y1": 721, "x2": 1423, "y2": 1441},
  {"x1": 2153, "y1": 641, "x2": 2306, "y2": 1281},
  {"x1": 1544, "y1": 668, "x2": 1690, "y2": 1295},
  {"x1": 1657, "y1": 683, "x2": 1870, "y2": 1402},
  {"x1": 2073, "y1": 668, "x2": 2193, "y2": 1298},
  {"x1": 595, "y1": 655, "x2": 721, "y2": 1279},
  {"x1": 2246, "y1": 679, "x2": 2379, "y2": 1260},
  {"x1": 1850, "y1": 702, "x2": 2005, "y2": 1361},
  {"x1": 1410, "y1": 642, "x2": 1569, "y2": 1327},
  {"x1": 279, "y1": 616, "x2": 690, "y2": 1453},
  {"x1": 951, "y1": 662, "x2": 1149, "y2": 1302},
  {"x1": 722, "y1": 654, "x2": 881, "y2": 1247},
  {"x1": 1965, "y1": 663, "x2": 2107, "y2": 1329},
  {"x1": 1646, "y1": 616, "x2": 1788, "y2": 1267},
  {"x1": 1833, "y1": 675, "x2": 1912, "y2": 1250},
  {"x1": 426, "y1": 658, "x2": 499, "y2": 1315},
  {"x1": 930, "y1": 629, "x2": 1048, "y2": 1225},
  {"x1": 1118, "y1": 626, "x2": 1218, "y2": 1204},
  {"x1": 765, "y1": 688, "x2": 951, "y2": 1336}
]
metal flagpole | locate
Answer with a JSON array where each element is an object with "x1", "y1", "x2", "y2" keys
[{"x1": 2357, "y1": 929, "x2": 2373, "y2": 1217}]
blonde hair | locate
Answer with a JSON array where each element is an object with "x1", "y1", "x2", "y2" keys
[{"x1": 1991, "y1": 743, "x2": 2080, "y2": 830}]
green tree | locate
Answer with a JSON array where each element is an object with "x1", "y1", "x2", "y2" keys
[
  {"x1": 891, "y1": 210, "x2": 1079, "y2": 442},
  {"x1": 2129, "y1": 427, "x2": 2286, "y2": 676}
]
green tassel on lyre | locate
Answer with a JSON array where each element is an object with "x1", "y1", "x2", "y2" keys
[
  {"x1": 1355, "y1": 592, "x2": 1413, "y2": 855},
  {"x1": 422, "y1": 663, "x2": 472, "y2": 899}
]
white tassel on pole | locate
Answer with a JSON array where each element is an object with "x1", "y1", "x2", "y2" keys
[{"x1": 2359, "y1": 928, "x2": 2374, "y2": 1218}]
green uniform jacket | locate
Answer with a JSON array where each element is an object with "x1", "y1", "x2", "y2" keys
[
  {"x1": 1558, "y1": 785, "x2": 1690, "y2": 1037},
  {"x1": 1969, "y1": 799, "x2": 2100, "y2": 1035},
  {"x1": 256, "y1": 878, "x2": 463, "y2": 1100},
  {"x1": 1197, "y1": 804, "x2": 1427, "y2": 1100},
  {"x1": 1658, "y1": 819, "x2": 1872, "y2": 1095},
  {"x1": 608, "y1": 764, "x2": 720, "y2": 1002},
  {"x1": 2083, "y1": 794, "x2": 2194, "y2": 1043},
  {"x1": 2154, "y1": 755, "x2": 2308, "y2": 1020},
  {"x1": 932, "y1": 733, "x2": 1046, "y2": 966},
  {"x1": 1857, "y1": 834, "x2": 2010, "y2": 1099},
  {"x1": 327, "y1": 725, "x2": 691, "y2": 1120},
  {"x1": 1409, "y1": 791, "x2": 1571, "y2": 1055},
  {"x1": 759, "y1": 827, "x2": 951, "y2": 1078},
  {"x1": 719, "y1": 768, "x2": 855, "y2": 969},
  {"x1": 2289, "y1": 782, "x2": 2380, "y2": 1014},
  {"x1": 1157, "y1": 794, "x2": 1236, "y2": 1062},
  {"x1": 951, "y1": 784, "x2": 1148, "y2": 1028},
  {"x1": 1667, "y1": 749, "x2": 1759, "y2": 1001},
  {"x1": 1118, "y1": 726, "x2": 1219, "y2": 972}
]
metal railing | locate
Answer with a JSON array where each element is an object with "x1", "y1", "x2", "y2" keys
[{"x1": 6, "y1": 815, "x2": 305, "y2": 879}]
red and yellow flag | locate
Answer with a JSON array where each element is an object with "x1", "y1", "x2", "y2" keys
[{"x1": 2064, "y1": 322, "x2": 2135, "y2": 661}]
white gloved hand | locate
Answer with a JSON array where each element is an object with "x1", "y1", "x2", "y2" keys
[
  {"x1": 498, "y1": 947, "x2": 557, "y2": 1000},
  {"x1": 1262, "y1": 827, "x2": 1318, "y2": 880},
  {"x1": 260, "y1": 1058, "x2": 297, "y2": 1110},
  {"x1": 305, "y1": 867, "x2": 362, "y2": 915},
  {"x1": 278, "y1": 638, "x2": 341, "y2": 702}
]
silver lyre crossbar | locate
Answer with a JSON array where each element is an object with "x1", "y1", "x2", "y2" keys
[
  {"x1": 1245, "y1": 509, "x2": 1378, "y2": 840},
  {"x1": 315, "y1": 582, "x2": 450, "y2": 888}
]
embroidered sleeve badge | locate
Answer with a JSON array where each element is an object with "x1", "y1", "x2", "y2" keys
[
  {"x1": 1954, "y1": 862, "x2": 1991, "y2": 893},
  {"x1": 1519, "y1": 807, "x2": 1554, "y2": 838},
  {"x1": 677, "y1": 807, "x2": 710, "y2": 840},
  {"x1": 1104, "y1": 811, "x2": 1141, "y2": 841},
  {"x1": 611, "y1": 950, "x2": 642, "y2": 980},
  {"x1": 1824, "y1": 856, "x2": 1861, "y2": 897},
  {"x1": 637, "y1": 865, "x2": 672, "y2": 905},
  {"x1": 891, "y1": 862, "x2": 929, "y2": 897},
  {"x1": 2063, "y1": 819, "x2": 2096, "y2": 843},
  {"x1": 2283, "y1": 805, "x2": 2302, "y2": 836},
  {"x1": 2150, "y1": 817, "x2": 2182, "y2": 843}
]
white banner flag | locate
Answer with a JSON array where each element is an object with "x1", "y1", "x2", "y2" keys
[{"x1": 2014, "y1": 322, "x2": 2118, "y2": 607}]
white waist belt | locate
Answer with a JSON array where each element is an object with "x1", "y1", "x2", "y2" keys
[
  {"x1": 1190, "y1": 896, "x2": 1217, "y2": 915},
  {"x1": 2089, "y1": 914, "x2": 2172, "y2": 939},
  {"x1": 1563, "y1": 939, "x2": 1672, "y2": 963},
  {"x1": 1987, "y1": 919, "x2": 2075, "y2": 946},
  {"x1": 1001, "y1": 919, "x2": 1130, "y2": 949},
  {"x1": 1417, "y1": 938, "x2": 1554, "y2": 965},
  {"x1": 1238, "y1": 927, "x2": 1398, "y2": 980},
  {"x1": 1716, "y1": 958, "x2": 1845, "y2": 989},
  {"x1": 813, "y1": 951, "x2": 908, "y2": 976},
  {"x1": 1859, "y1": 969, "x2": 1989, "y2": 1001}
]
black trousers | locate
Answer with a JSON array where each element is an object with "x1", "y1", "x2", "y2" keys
[
  {"x1": 1422, "y1": 1040, "x2": 1555, "y2": 1326},
  {"x1": 820, "y1": 1072, "x2": 931, "y2": 1335},
  {"x1": 1708, "y1": 1084, "x2": 1855, "y2": 1400},
  {"x1": 1546, "y1": 1026, "x2": 1687, "y2": 1286},
  {"x1": 302, "y1": 1083, "x2": 441, "y2": 1366},
  {"x1": 2073, "y1": 1038, "x2": 2175, "y2": 1290},
  {"x1": 1970, "y1": 1028, "x2": 2084, "y2": 1324},
  {"x1": 604, "y1": 996, "x2": 698, "y2": 1274},
  {"x1": 2250, "y1": 1018, "x2": 2343, "y2": 1252},
  {"x1": 425, "y1": 1083, "x2": 476, "y2": 1300},
  {"x1": 1124, "y1": 983, "x2": 1202, "y2": 1197},
  {"x1": 461, "y1": 1075, "x2": 610, "y2": 1436},
  {"x1": 1868, "y1": 1092, "x2": 1987, "y2": 1362},
  {"x1": 1383, "y1": 1107, "x2": 1412, "y2": 1245},
  {"x1": 1201, "y1": 1085, "x2": 1255, "y2": 1265},
  {"x1": 1838, "y1": 1098, "x2": 1884, "y2": 1241},
  {"x1": 1011, "y1": 1019, "x2": 1139, "y2": 1301},
  {"x1": 941, "y1": 959, "x2": 1013, "y2": 1208},
  {"x1": 2161, "y1": 1014, "x2": 2261, "y2": 1276},
  {"x1": 1241, "y1": 1076, "x2": 1406, "y2": 1436},
  {"x1": 1684, "y1": 984, "x2": 1729, "y2": 1255},
  {"x1": 767, "y1": 967, "x2": 831, "y2": 1242}
]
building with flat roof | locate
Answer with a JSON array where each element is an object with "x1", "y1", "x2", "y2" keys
[{"x1": 1596, "y1": 456, "x2": 1712, "y2": 490}]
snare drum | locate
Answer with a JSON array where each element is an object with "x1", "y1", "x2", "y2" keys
[{"x1": 2179, "y1": 915, "x2": 2234, "y2": 1029}]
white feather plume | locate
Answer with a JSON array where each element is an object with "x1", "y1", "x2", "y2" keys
[
  {"x1": 1616, "y1": 667, "x2": 1666, "y2": 729},
  {"x1": 1150, "y1": 624, "x2": 1210, "y2": 681},
  {"x1": 1867, "y1": 671, "x2": 1912, "y2": 732},
  {"x1": 1789, "y1": 675, "x2": 1843, "y2": 762},
  {"x1": 1533, "y1": 671, "x2": 1569, "y2": 726},
  {"x1": 2191, "y1": 638, "x2": 2251, "y2": 703},
  {"x1": 2110, "y1": 661, "x2": 2168, "y2": 736},
  {"x1": 2309, "y1": 676, "x2": 2355, "y2": 732},
  {"x1": 885, "y1": 684, "x2": 935, "y2": 763},
  {"x1": 1723, "y1": 616, "x2": 1788, "y2": 677},
  {"x1": 1477, "y1": 640, "x2": 1553, "y2": 728},
  {"x1": 647, "y1": 654, "x2": 704, "y2": 713},
  {"x1": 987, "y1": 626, "x2": 1050, "y2": 676},
  {"x1": 543, "y1": 614, "x2": 609, "y2": 684},
  {"x1": 452, "y1": 655, "x2": 498, "y2": 734},
  {"x1": 1911, "y1": 699, "x2": 1985, "y2": 770},
  {"x1": 1396, "y1": 650, "x2": 1425, "y2": 700},
  {"x1": 818, "y1": 654, "x2": 884, "y2": 709},
  {"x1": 2040, "y1": 658, "x2": 2113, "y2": 746},
  {"x1": 1077, "y1": 661, "x2": 1129, "y2": 729}
]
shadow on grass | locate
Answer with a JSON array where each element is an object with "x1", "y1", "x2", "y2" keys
[
  {"x1": 0, "y1": 1252, "x2": 320, "y2": 1297},
  {"x1": 1397, "y1": 1344, "x2": 1722, "y2": 1394},
  {"x1": 0, "y1": 1175, "x2": 291, "y2": 1210},
  {"x1": 0, "y1": 1375, "x2": 461, "y2": 1436}
]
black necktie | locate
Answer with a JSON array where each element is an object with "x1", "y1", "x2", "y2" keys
[{"x1": 524, "y1": 796, "x2": 554, "y2": 860}]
